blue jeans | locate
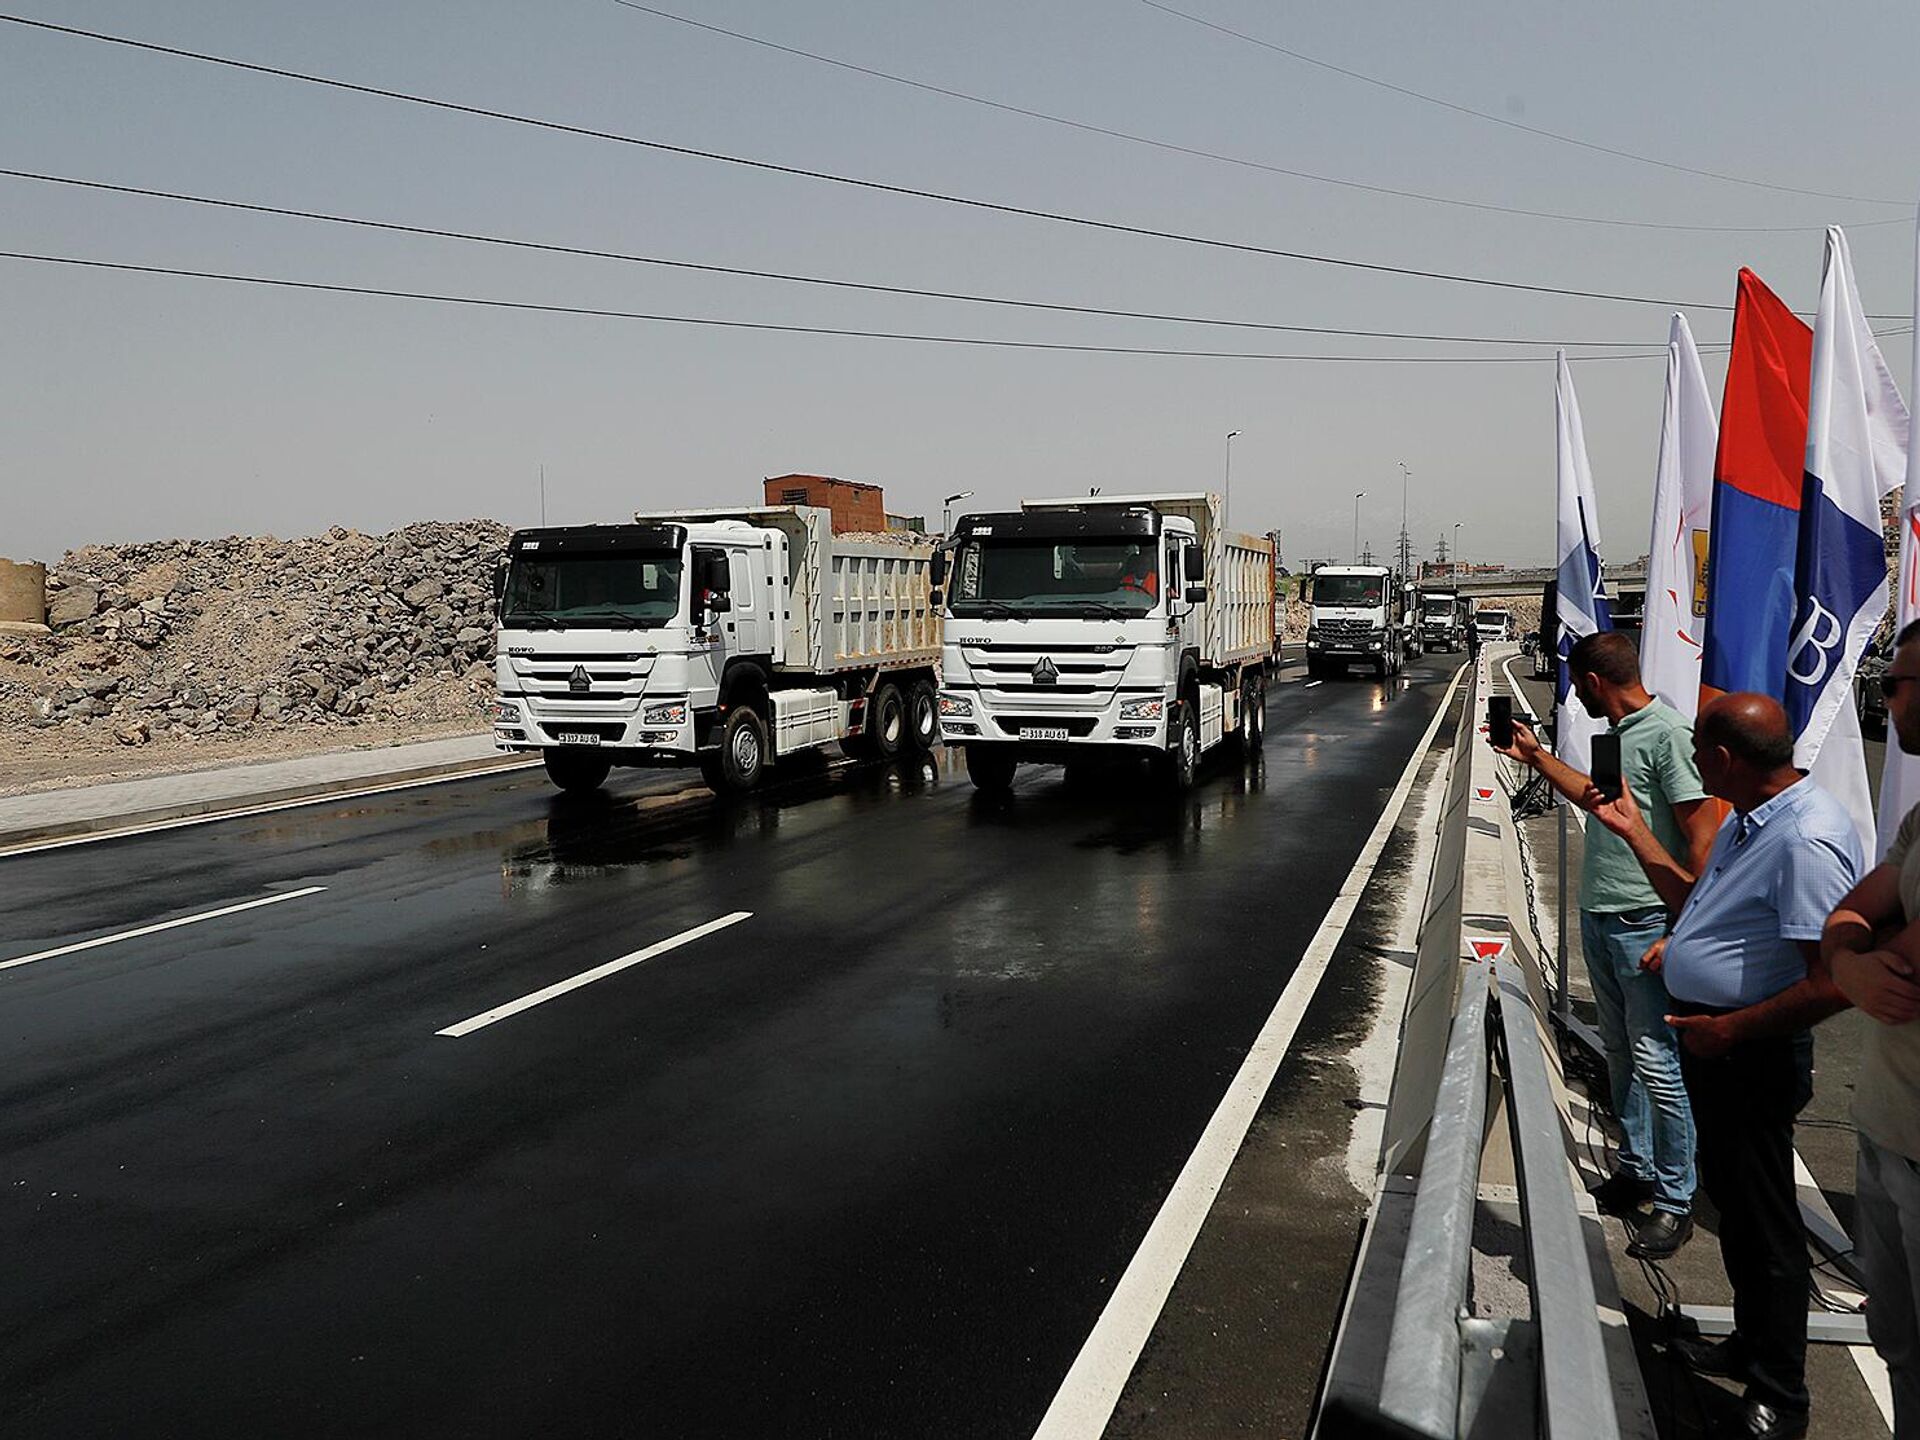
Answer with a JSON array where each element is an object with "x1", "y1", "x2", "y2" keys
[{"x1": 1581, "y1": 907, "x2": 1697, "y2": 1215}]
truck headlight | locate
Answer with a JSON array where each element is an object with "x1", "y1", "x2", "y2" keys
[
  {"x1": 493, "y1": 700, "x2": 521, "y2": 724},
  {"x1": 642, "y1": 701, "x2": 688, "y2": 726},
  {"x1": 1119, "y1": 698, "x2": 1165, "y2": 721},
  {"x1": 939, "y1": 694, "x2": 974, "y2": 717}
]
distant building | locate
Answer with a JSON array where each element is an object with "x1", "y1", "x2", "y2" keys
[
  {"x1": 765, "y1": 474, "x2": 888, "y2": 534},
  {"x1": 885, "y1": 513, "x2": 927, "y2": 534}
]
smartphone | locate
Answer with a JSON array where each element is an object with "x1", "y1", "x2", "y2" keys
[
  {"x1": 1487, "y1": 695, "x2": 1513, "y2": 749},
  {"x1": 1591, "y1": 732, "x2": 1623, "y2": 802}
]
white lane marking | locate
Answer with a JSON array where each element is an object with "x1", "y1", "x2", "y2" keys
[
  {"x1": 0, "y1": 886, "x2": 329, "y2": 972},
  {"x1": 436, "y1": 911, "x2": 754, "y2": 1037},
  {"x1": 1304, "y1": 679, "x2": 1323, "y2": 689},
  {"x1": 0, "y1": 759, "x2": 542, "y2": 858},
  {"x1": 1032, "y1": 663, "x2": 1468, "y2": 1440}
]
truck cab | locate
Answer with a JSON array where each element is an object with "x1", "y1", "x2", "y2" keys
[
  {"x1": 1415, "y1": 586, "x2": 1463, "y2": 653},
  {"x1": 935, "y1": 494, "x2": 1271, "y2": 794},
  {"x1": 1305, "y1": 564, "x2": 1404, "y2": 679}
]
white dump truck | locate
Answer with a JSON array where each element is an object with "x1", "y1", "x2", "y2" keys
[
  {"x1": 492, "y1": 506, "x2": 941, "y2": 795},
  {"x1": 1415, "y1": 584, "x2": 1464, "y2": 652},
  {"x1": 934, "y1": 493, "x2": 1275, "y2": 794},
  {"x1": 1304, "y1": 563, "x2": 1406, "y2": 679}
]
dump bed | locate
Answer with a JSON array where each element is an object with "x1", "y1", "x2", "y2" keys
[
  {"x1": 1019, "y1": 492, "x2": 1275, "y2": 667},
  {"x1": 634, "y1": 505, "x2": 939, "y2": 674}
]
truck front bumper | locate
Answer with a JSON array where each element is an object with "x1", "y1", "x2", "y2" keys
[
  {"x1": 491, "y1": 698, "x2": 696, "y2": 756},
  {"x1": 937, "y1": 690, "x2": 1166, "y2": 749}
]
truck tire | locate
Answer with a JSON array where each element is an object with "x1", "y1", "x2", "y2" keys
[
  {"x1": 1241, "y1": 675, "x2": 1266, "y2": 754},
  {"x1": 904, "y1": 678, "x2": 939, "y2": 753},
  {"x1": 544, "y1": 748, "x2": 611, "y2": 794},
  {"x1": 705, "y1": 706, "x2": 770, "y2": 795},
  {"x1": 965, "y1": 744, "x2": 1017, "y2": 792},
  {"x1": 868, "y1": 682, "x2": 908, "y2": 759},
  {"x1": 1158, "y1": 700, "x2": 1200, "y2": 794}
]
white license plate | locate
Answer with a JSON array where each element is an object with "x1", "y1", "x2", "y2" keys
[
  {"x1": 1023, "y1": 726, "x2": 1070, "y2": 742},
  {"x1": 554, "y1": 732, "x2": 602, "y2": 746}
]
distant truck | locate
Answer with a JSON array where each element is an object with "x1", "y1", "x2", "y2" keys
[
  {"x1": 1305, "y1": 564, "x2": 1405, "y2": 679},
  {"x1": 1415, "y1": 585, "x2": 1464, "y2": 652},
  {"x1": 935, "y1": 492, "x2": 1274, "y2": 794},
  {"x1": 492, "y1": 506, "x2": 941, "y2": 795},
  {"x1": 1473, "y1": 606, "x2": 1513, "y2": 644}
]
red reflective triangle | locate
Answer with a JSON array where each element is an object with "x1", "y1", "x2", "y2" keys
[
  {"x1": 1469, "y1": 938, "x2": 1509, "y2": 961},
  {"x1": 1475, "y1": 786, "x2": 1495, "y2": 801}
]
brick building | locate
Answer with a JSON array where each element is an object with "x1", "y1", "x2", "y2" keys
[{"x1": 764, "y1": 475, "x2": 887, "y2": 535}]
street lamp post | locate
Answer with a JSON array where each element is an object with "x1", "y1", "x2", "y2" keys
[
  {"x1": 1353, "y1": 491, "x2": 1365, "y2": 563},
  {"x1": 942, "y1": 490, "x2": 974, "y2": 535},
  {"x1": 1224, "y1": 430, "x2": 1240, "y2": 525},
  {"x1": 1453, "y1": 522, "x2": 1463, "y2": 574}
]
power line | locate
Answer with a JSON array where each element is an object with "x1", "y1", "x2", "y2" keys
[
  {"x1": 0, "y1": 11, "x2": 1857, "y2": 317},
  {"x1": 0, "y1": 249, "x2": 1701, "y2": 362},
  {"x1": 1139, "y1": 0, "x2": 1906, "y2": 209},
  {"x1": 0, "y1": 167, "x2": 1701, "y2": 349},
  {"x1": 611, "y1": 0, "x2": 1890, "y2": 237}
]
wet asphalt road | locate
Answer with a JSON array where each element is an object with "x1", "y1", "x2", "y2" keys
[{"x1": 0, "y1": 654, "x2": 1455, "y2": 1439}]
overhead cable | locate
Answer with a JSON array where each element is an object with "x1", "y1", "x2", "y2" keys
[
  {"x1": 1139, "y1": 0, "x2": 1905, "y2": 208},
  {"x1": 1, "y1": 12, "x2": 1874, "y2": 317},
  {"x1": 612, "y1": 1, "x2": 1890, "y2": 236}
]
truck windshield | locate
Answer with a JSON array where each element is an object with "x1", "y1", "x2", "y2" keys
[
  {"x1": 1313, "y1": 576, "x2": 1385, "y2": 606},
  {"x1": 950, "y1": 539, "x2": 1160, "y2": 616},
  {"x1": 502, "y1": 551, "x2": 683, "y2": 628},
  {"x1": 1422, "y1": 600, "x2": 1454, "y2": 616}
]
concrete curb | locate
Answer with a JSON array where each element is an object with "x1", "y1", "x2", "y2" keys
[{"x1": 0, "y1": 752, "x2": 539, "y2": 855}]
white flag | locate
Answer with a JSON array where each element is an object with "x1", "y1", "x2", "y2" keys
[
  {"x1": 1793, "y1": 227, "x2": 1910, "y2": 858},
  {"x1": 1554, "y1": 351, "x2": 1612, "y2": 774},
  {"x1": 1641, "y1": 314, "x2": 1718, "y2": 720},
  {"x1": 1878, "y1": 210, "x2": 1920, "y2": 859}
]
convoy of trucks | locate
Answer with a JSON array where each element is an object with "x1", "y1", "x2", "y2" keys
[
  {"x1": 492, "y1": 505, "x2": 941, "y2": 795},
  {"x1": 936, "y1": 493, "x2": 1275, "y2": 794},
  {"x1": 492, "y1": 482, "x2": 1533, "y2": 797},
  {"x1": 1303, "y1": 563, "x2": 1406, "y2": 679}
]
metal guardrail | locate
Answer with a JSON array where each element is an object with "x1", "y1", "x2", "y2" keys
[{"x1": 1317, "y1": 656, "x2": 1646, "y2": 1439}]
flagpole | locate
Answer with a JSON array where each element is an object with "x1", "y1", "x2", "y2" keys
[{"x1": 1556, "y1": 802, "x2": 1570, "y2": 1020}]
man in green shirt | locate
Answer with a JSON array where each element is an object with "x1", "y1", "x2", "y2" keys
[{"x1": 1495, "y1": 631, "x2": 1718, "y2": 1258}]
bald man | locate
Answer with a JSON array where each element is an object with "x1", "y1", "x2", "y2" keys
[{"x1": 1588, "y1": 692, "x2": 1862, "y2": 1440}]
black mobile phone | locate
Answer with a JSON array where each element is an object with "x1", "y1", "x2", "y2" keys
[
  {"x1": 1487, "y1": 695, "x2": 1513, "y2": 749},
  {"x1": 1591, "y1": 732, "x2": 1623, "y2": 802}
]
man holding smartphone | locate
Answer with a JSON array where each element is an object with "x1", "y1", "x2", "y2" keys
[{"x1": 1492, "y1": 631, "x2": 1718, "y2": 1258}]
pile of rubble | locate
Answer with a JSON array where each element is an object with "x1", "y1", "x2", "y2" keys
[{"x1": 0, "y1": 520, "x2": 507, "y2": 749}]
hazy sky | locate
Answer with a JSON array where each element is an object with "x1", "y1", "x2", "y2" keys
[{"x1": 5, "y1": 1, "x2": 1919, "y2": 568}]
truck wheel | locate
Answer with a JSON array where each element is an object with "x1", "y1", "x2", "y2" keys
[
  {"x1": 1242, "y1": 676, "x2": 1265, "y2": 753},
  {"x1": 965, "y1": 744, "x2": 1017, "y2": 792},
  {"x1": 544, "y1": 748, "x2": 611, "y2": 794},
  {"x1": 905, "y1": 679, "x2": 940, "y2": 752},
  {"x1": 707, "y1": 706, "x2": 769, "y2": 794},
  {"x1": 868, "y1": 682, "x2": 908, "y2": 759},
  {"x1": 1158, "y1": 701, "x2": 1200, "y2": 794}
]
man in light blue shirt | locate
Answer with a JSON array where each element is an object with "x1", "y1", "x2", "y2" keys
[{"x1": 1589, "y1": 693, "x2": 1860, "y2": 1440}]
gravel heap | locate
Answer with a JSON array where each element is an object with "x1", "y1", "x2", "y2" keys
[{"x1": 0, "y1": 521, "x2": 507, "y2": 747}]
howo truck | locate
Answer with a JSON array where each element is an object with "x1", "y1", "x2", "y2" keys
[
  {"x1": 1305, "y1": 564, "x2": 1405, "y2": 678},
  {"x1": 934, "y1": 493, "x2": 1274, "y2": 794},
  {"x1": 492, "y1": 506, "x2": 941, "y2": 795},
  {"x1": 1415, "y1": 584, "x2": 1464, "y2": 652}
]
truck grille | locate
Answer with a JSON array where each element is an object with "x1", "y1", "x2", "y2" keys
[{"x1": 1318, "y1": 618, "x2": 1374, "y2": 640}]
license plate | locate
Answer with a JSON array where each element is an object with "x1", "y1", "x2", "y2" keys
[
  {"x1": 1023, "y1": 725, "x2": 1070, "y2": 742},
  {"x1": 554, "y1": 732, "x2": 602, "y2": 746}
]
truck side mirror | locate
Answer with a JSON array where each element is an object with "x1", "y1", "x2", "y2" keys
[
  {"x1": 1185, "y1": 584, "x2": 1208, "y2": 604},
  {"x1": 929, "y1": 589, "x2": 945, "y2": 608},
  {"x1": 705, "y1": 593, "x2": 732, "y2": 614},
  {"x1": 492, "y1": 560, "x2": 507, "y2": 610},
  {"x1": 1184, "y1": 548, "x2": 1204, "y2": 582},
  {"x1": 930, "y1": 550, "x2": 948, "y2": 588},
  {"x1": 699, "y1": 552, "x2": 731, "y2": 597}
]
